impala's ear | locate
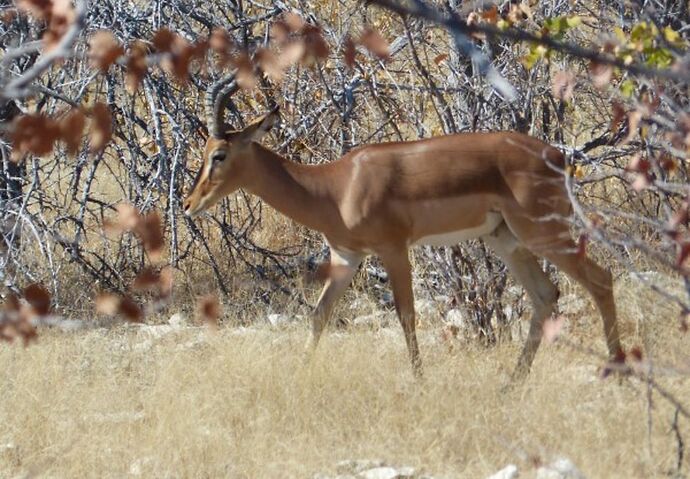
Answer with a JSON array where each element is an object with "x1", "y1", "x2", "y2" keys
[{"x1": 228, "y1": 106, "x2": 280, "y2": 144}]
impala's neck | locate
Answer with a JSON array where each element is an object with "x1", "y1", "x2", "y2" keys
[{"x1": 243, "y1": 143, "x2": 335, "y2": 232}]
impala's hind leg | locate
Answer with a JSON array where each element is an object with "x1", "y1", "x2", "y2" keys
[
  {"x1": 483, "y1": 222, "x2": 560, "y2": 380},
  {"x1": 309, "y1": 248, "x2": 363, "y2": 351},
  {"x1": 502, "y1": 210, "x2": 623, "y2": 361}
]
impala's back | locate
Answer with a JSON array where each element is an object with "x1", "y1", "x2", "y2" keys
[{"x1": 335, "y1": 131, "x2": 567, "y2": 246}]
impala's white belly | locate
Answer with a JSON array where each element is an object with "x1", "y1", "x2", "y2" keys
[{"x1": 413, "y1": 212, "x2": 502, "y2": 247}]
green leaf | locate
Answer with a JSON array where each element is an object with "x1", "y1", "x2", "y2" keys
[
  {"x1": 565, "y1": 16, "x2": 581, "y2": 28},
  {"x1": 619, "y1": 79, "x2": 636, "y2": 97}
]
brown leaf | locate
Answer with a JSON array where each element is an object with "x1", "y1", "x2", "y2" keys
[
  {"x1": 158, "y1": 266, "x2": 173, "y2": 298},
  {"x1": 552, "y1": 70, "x2": 576, "y2": 102},
  {"x1": 281, "y1": 41, "x2": 306, "y2": 67},
  {"x1": 270, "y1": 20, "x2": 291, "y2": 45},
  {"x1": 626, "y1": 154, "x2": 651, "y2": 174},
  {"x1": 480, "y1": 5, "x2": 498, "y2": 24},
  {"x1": 433, "y1": 53, "x2": 448, "y2": 65},
  {"x1": 59, "y1": 108, "x2": 85, "y2": 156},
  {"x1": 138, "y1": 211, "x2": 164, "y2": 262},
  {"x1": 256, "y1": 47, "x2": 285, "y2": 83},
  {"x1": 589, "y1": 61, "x2": 613, "y2": 89},
  {"x1": 118, "y1": 295, "x2": 144, "y2": 322},
  {"x1": 89, "y1": 102, "x2": 112, "y2": 153},
  {"x1": 231, "y1": 52, "x2": 257, "y2": 89},
  {"x1": 115, "y1": 203, "x2": 141, "y2": 231},
  {"x1": 160, "y1": 33, "x2": 208, "y2": 83},
  {"x1": 302, "y1": 24, "x2": 330, "y2": 63},
  {"x1": 197, "y1": 294, "x2": 221, "y2": 329},
  {"x1": 95, "y1": 292, "x2": 144, "y2": 323},
  {"x1": 152, "y1": 28, "x2": 176, "y2": 53},
  {"x1": 210, "y1": 28, "x2": 234, "y2": 67},
  {"x1": 359, "y1": 27, "x2": 389, "y2": 61},
  {"x1": 10, "y1": 114, "x2": 60, "y2": 162},
  {"x1": 3, "y1": 293, "x2": 21, "y2": 313},
  {"x1": 629, "y1": 346, "x2": 643, "y2": 361},
  {"x1": 125, "y1": 40, "x2": 148, "y2": 93},
  {"x1": 284, "y1": 12, "x2": 306, "y2": 32},
  {"x1": 131, "y1": 265, "x2": 173, "y2": 298},
  {"x1": 42, "y1": 0, "x2": 75, "y2": 51},
  {"x1": 344, "y1": 35, "x2": 357, "y2": 69},
  {"x1": 610, "y1": 101, "x2": 626, "y2": 134},
  {"x1": 23, "y1": 283, "x2": 51, "y2": 316},
  {"x1": 89, "y1": 31, "x2": 124, "y2": 72},
  {"x1": 132, "y1": 267, "x2": 161, "y2": 292},
  {"x1": 95, "y1": 292, "x2": 120, "y2": 316},
  {"x1": 16, "y1": 0, "x2": 51, "y2": 19}
]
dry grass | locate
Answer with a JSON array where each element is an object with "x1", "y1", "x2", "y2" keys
[{"x1": 1, "y1": 277, "x2": 689, "y2": 478}]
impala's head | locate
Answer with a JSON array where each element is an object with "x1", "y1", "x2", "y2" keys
[{"x1": 183, "y1": 72, "x2": 280, "y2": 217}]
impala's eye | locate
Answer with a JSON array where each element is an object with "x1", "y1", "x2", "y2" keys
[{"x1": 211, "y1": 150, "x2": 226, "y2": 163}]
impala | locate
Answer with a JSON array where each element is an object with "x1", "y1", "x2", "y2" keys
[{"x1": 184, "y1": 73, "x2": 622, "y2": 378}]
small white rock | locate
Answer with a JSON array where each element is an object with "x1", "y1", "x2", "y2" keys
[
  {"x1": 358, "y1": 467, "x2": 401, "y2": 479},
  {"x1": 414, "y1": 298, "x2": 439, "y2": 319},
  {"x1": 336, "y1": 459, "x2": 386, "y2": 474},
  {"x1": 445, "y1": 308, "x2": 469, "y2": 328},
  {"x1": 486, "y1": 464, "x2": 519, "y2": 479},
  {"x1": 168, "y1": 313, "x2": 187, "y2": 328},
  {"x1": 266, "y1": 313, "x2": 291, "y2": 327},
  {"x1": 536, "y1": 457, "x2": 585, "y2": 479}
]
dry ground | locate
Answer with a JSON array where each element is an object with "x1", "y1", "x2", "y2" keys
[{"x1": 1, "y1": 275, "x2": 689, "y2": 479}]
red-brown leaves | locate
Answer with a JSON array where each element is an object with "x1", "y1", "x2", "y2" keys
[
  {"x1": 209, "y1": 28, "x2": 235, "y2": 68},
  {"x1": 138, "y1": 211, "x2": 165, "y2": 263},
  {"x1": 233, "y1": 51, "x2": 257, "y2": 89},
  {"x1": 153, "y1": 29, "x2": 208, "y2": 83},
  {"x1": 105, "y1": 204, "x2": 165, "y2": 263},
  {"x1": 344, "y1": 36, "x2": 357, "y2": 69},
  {"x1": 589, "y1": 61, "x2": 613, "y2": 89},
  {"x1": 18, "y1": 0, "x2": 76, "y2": 51},
  {"x1": 479, "y1": 5, "x2": 499, "y2": 24},
  {"x1": 610, "y1": 101, "x2": 627, "y2": 134},
  {"x1": 89, "y1": 102, "x2": 112, "y2": 154},
  {"x1": 0, "y1": 284, "x2": 53, "y2": 346},
  {"x1": 552, "y1": 70, "x2": 576, "y2": 102},
  {"x1": 197, "y1": 294, "x2": 221, "y2": 329},
  {"x1": 268, "y1": 12, "x2": 329, "y2": 72},
  {"x1": 434, "y1": 53, "x2": 449, "y2": 65},
  {"x1": 358, "y1": 27, "x2": 390, "y2": 62},
  {"x1": 152, "y1": 28, "x2": 176, "y2": 52},
  {"x1": 10, "y1": 114, "x2": 61, "y2": 161},
  {"x1": 95, "y1": 293, "x2": 143, "y2": 322},
  {"x1": 23, "y1": 283, "x2": 51, "y2": 316},
  {"x1": 89, "y1": 31, "x2": 124, "y2": 72},
  {"x1": 626, "y1": 154, "x2": 651, "y2": 191},
  {"x1": 125, "y1": 40, "x2": 149, "y2": 93},
  {"x1": 283, "y1": 12, "x2": 306, "y2": 33},
  {"x1": 59, "y1": 108, "x2": 86, "y2": 156},
  {"x1": 10, "y1": 103, "x2": 113, "y2": 162}
]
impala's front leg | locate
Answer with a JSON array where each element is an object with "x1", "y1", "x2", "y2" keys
[
  {"x1": 380, "y1": 247, "x2": 422, "y2": 376},
  {"x1": 308, "y1": 248, "x2": 363, "y2": 351}
]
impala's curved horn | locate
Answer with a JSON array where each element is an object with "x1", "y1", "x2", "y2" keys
[{"x1": 205, "y1": 70, "x2": 239, "y2": 138}]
